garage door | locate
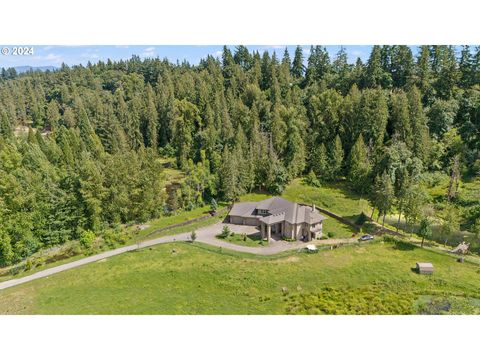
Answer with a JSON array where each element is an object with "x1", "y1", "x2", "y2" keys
[
  {"x1": 229, "y1": 216, "x2": 243, "y2": 225},
  {"x1": 244, "y1": 218, "x2": 259, "y2": 226}
]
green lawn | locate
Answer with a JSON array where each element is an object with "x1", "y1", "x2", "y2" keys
[
  {"x1": 216, "y1": 232, "x2": 266, "y2": 247},
  {"x1": 131, "y1": 205, "x2": 226, "y2": 242},
  {"x1": 283, "y1": 178, "x2": 372, "y2": 221},
  {"x1": 1, "y1": 238, "x2": 479, "y2": 314},
  {"x1": 0, "y1": 208, "x2": 227, "y2": 282},
  {"x1": 241, "y1": 179, "x2": 361, "y2": 239},
  {"x1": 240, "y1": 179, "x2": 371, "y2": 220}
]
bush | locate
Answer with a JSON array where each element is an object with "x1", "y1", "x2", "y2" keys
[
  {"x1": 79, "y1": 230, "x2": 96, "y2": 249},
  {"x1": 102, "y1": 228, "x2": 129, "y2": 249},
  {"x1": 220, "y1": 225, "x2": 231, "y2": 239},
  {"x1": 190, "y1": 230, "x2": 197, "y2": 242},
  {"x1": 471, "y1": 159, "x2": 480, "y2": 176},
  {"x1": 210, "y1": 198, "x2": 218, "y2": 213},
  {"x1": 327, "y1": 231, "x2": 335, "y2": 238},
  {"x1": 285, "y1": 286, "x2": 414, "y2": 315},
  {"x1": 24, "y1": 258, "x2": 33, "y2": 271},
  {"x1": 304, "y1": 170, "x2": 321, "y2": 188}
]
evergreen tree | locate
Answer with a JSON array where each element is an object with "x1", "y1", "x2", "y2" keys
[
  {"x1": 311, "y1": 143, "x2": 328, "y2": 179},
  {"x1": 363, "y1": 45, "x2": 391, "y2": 88},
  {"x1": 348, "y1": 135, "x2": 371, "y2": 194},
  {"x1": 459, "y1": 45, "x2": 475, "y2": 88},
  {"x1": 291, "y1": 46, "x2": 305, "y2": 79},
  {"x1": 329, "y1": 135, "x2": 344, "y2": 180},
  {"x1": 371, "y1": 172, "x2": 394, "y2": 225}
]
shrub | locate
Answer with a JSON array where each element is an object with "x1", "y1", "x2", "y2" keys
[
  {"x1": 67, "y1": 242, "x2": 82, "y2": 256},
  {"x1": 304, "y1": 170, "x2": 321, "y2": 188},
  {"x1": 284, "y1": 286, "x2": 414, "y2": 315},
  {"x1": 471, "y1": 159, "x2": 480, "y2": 176},
  {"x1": 79, "y1": 230, "x2": 95, "y2": 249},
  {"x1": 327, "y1": 231, "x2": 335, "y2": 238},
  {"x1": 102, "y1": 228, "x2": 130, "y2": 248},
  {"x1": 190, "y1": 230, "x2": 197, "y2": 242},
  {"x1": 220, "y1": 225, "x2": 231, "y2": 238},
  {"x1": 24, "y1": 258, "x2": 33, "y2": 271},
  {"x1": 210, "y1": 198, "x2": 218, "y2": 213}
]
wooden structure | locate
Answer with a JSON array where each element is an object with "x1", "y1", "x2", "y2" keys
[{"x1": 416, "y1": 262, "x2": 434, "y2": 275}]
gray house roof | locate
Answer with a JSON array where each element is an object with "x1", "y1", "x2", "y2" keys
[{"x1": 229, "y1": 197, "x2": 325, "y2": 225}]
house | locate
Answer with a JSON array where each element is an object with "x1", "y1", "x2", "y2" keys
[{"x1": 227, "y1": 197, "x2": 325, "y2": 242}]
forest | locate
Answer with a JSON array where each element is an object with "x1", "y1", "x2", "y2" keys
[{"x1": 0, "y1": 45, "x2": 479, "y2": 266}]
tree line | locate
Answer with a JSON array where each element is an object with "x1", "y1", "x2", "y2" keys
[{"x1": 0, "y1": 45, "x2": 479, "y2": 265}]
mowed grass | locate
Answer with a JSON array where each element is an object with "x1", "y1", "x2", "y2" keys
[
  {"x1": 1, "y1": 239, "x2": 479, "y2": 314},
  {"x1": 131, "y1": 205, "x2": 226, "y2": 242},
  {"x1": 282, "y1": 178, "x2": 371, "y2": 220},
  {"x1": 216, "y1": 232, "x2": 266, "y2": 247},
  {"x1": 241, "y1": 179, "x2": 361, "y2": 239}
]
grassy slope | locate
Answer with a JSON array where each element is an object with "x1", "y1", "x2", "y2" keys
[
  {"x1": 1, "y1": 239, "x2": 479, "y2": 314},
  {"x1": 384, "y1": 175, "x2": 480, "y2": 246},
  {"x1": 0, "y1": 208, "x2": 227, "y2": 282},
  {"x1": 241, "y1": 179, "x2": 364, "y2": 239}
]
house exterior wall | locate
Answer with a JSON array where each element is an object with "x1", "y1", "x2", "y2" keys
[
  {"x1": 293, "y1": 223, "x2": 303, "y2": 240},
  {"x1": 229, "y1": 216, "x2": 244, "y2": 225},
  {"x1": 244, "y1": 217, "x2": 259, "y2": 226},
  {"x1": 311, "y1": 223, "x2": 323, "y2": 239},
  {"x1": 284, "y1": 222, "x2": 293, "y2": 238},
  {"x1": 229, "y1": 216, "x2": 259, "y2": 226}
]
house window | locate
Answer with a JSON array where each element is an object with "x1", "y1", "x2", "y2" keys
[{"x1": 258, "y1": 209, "x2": 268, "y2": 215}]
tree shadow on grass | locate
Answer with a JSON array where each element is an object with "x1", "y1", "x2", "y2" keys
[{"x1": 393, "y1": 241, "x2": 416, "y2": 251}]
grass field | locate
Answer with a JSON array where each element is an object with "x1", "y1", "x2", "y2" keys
[
  {"x1": 131, "y1": 205, "x2": 227, "y2": 242},
  {"x1": 216, "y1": 232, "x2": 266, "y2": 247},
  {"x1": 241, "y1": 179, "x2": 362, "y2": 239},
  {"x1": 1, "y1": 237, "x2": 479, "y2": 314},
  {"x1": 0, "y1": 207, "x2": 227, "y2": 282}
]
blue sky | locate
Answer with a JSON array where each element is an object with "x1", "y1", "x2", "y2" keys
[
  {"x1": 0, "y1": 45, "x2": 425, "y2": 69},
  {"x1": 0, "y1": 45, "x2": 380, "y2": 68}
]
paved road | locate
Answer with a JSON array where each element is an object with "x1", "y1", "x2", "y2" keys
[{"x1": 0, "y1": 221, "x2": 357, "y2": 291}]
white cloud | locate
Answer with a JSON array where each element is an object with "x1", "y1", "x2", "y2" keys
[
  {"x1": 141, "y1": 47, "x2": 156, "y2": 57},
  {"x1": 212, "y1": 50, "x2": 223, "y2": 57},
  {"x1": 32, "y1": 53, "x2": 63, "y2": 63},
  {"x1": 264, "y1": 45, "x2": 285, "y2": 49},
  {"x1": 80, "y1": 52, "x2": 99, "y2": 59}
]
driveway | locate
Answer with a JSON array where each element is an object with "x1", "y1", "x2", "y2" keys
[{"x1": 0, "y1": 221, "x2": 357, "y2": 291}]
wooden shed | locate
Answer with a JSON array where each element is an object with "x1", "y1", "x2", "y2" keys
[{"x1": 416, "y1": 262, "x2": 434, "y2": 275}]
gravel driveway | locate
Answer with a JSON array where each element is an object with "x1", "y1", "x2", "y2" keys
[{"x1": 0, "y1": 221, "x2": 357, "y2": 291}]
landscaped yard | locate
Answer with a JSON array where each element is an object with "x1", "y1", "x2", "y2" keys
[
  {"x1": 216, "y1": 232, "x2": 266, "y2": 247},
  {"x1": 240, "y1": 178, "x2": 362, "y2": 239},
  {"x1": 131, "y1": 205, "x2": 228, "y2": 242},
  {"x1": 1, "y1": 237, "x2": 479, "y2": 314}
]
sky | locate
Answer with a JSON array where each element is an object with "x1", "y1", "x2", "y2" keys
[{"x1": 0, "y1": 45, "x2": 387, "y2": 69}]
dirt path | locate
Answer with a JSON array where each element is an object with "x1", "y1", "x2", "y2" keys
[{"x1": 0, "y1": 221, "x2": 357, "y2": 291}]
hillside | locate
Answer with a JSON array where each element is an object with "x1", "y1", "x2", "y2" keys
[
  {"x1": 1, "y1": 45, "x2": 479, "y2": 273},
  {"x1": 1, "y1": 238, "x2": 479, "y2": 314}
]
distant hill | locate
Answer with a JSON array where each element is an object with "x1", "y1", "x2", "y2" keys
[{"x1": 14, "y1": 66, "x2": 57, "y2": 73}]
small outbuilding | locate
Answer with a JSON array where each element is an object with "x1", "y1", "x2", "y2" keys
[{"x1": 416, "y1": 262, "x2": 434, "y2": 275}]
